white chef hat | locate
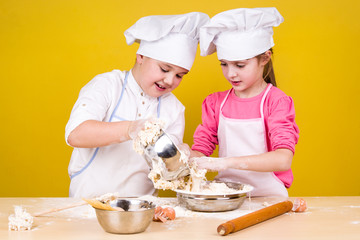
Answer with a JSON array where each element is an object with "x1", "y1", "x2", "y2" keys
[
  {"x1": 200, "y1": 8, "x2": 284, "y2": 61},
  {"x1": 124, "y1": 12, "x2": 209, "y2": 70}
]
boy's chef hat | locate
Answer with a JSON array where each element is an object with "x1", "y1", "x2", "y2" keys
[
  {"x1": 200, "y1": 8, "x2": 283, "y2": 61},
  {"x1": 124, "y1": 12, "x2": 209, "y2": 70}
]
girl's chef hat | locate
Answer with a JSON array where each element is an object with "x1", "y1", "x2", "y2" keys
[
  {"x1": 200, "y1": 8, "x2": 283, "y2": 61},
  {"x1": 125, "y1": 12, "x2": 209, "y2": 70}
]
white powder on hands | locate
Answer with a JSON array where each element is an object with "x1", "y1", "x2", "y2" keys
[{"x1": 8, "y1": 206, "x2": 34, "y2": 231}]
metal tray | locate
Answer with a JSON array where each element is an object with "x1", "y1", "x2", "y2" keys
[{"x1": 175, "y1": 181, "x2": 253, "y2": 212}]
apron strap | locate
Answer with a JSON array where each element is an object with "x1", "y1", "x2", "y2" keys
[
  {"x1": 260, "y1": 84, "x2": 272, "y2": 119},
  {"x1": 109, "y1": 71, "x2": 129, "y2": 122},
  {"x1": 219, "y1": 89, "x2": 232, "y2": 114},
  {"x1": 71, "y1": 71, "x2": 162, "y2": 180},
  {"x1": 71, "y1": 71, "x2": 130, "y2": 180}
]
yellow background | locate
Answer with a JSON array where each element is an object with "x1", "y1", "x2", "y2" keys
[{"x1": 1, "y1": 0, "x2": 359, "y2": 197}]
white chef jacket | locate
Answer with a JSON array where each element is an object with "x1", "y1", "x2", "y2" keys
[{"x1": 65, "y1": 70, "x2": 185, "y2": 198}]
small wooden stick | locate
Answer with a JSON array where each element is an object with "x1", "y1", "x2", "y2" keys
[
  {"x1": 217, "y1": 200, "x2": 293, "y2": 236},
  {"x1": 34, "y1": 201, "x2": 88, "y2": 217}
]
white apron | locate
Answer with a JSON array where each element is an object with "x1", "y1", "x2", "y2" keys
[
  {"x1": 69, "y1": 72, "x2": 158, "y2": 198},
  {"x1": 216, "y1": 84, "x2": 288, "y2": 197}
]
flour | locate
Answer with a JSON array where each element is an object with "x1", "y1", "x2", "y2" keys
[
  {"x1": 192, "y1": 182, "x2": 243, "y2": 194},
  {"x1": 95, "y1": 192, "x2": 121, "y2": 203},
  {"x1": 8, "y1": 206, "x2": 34, "y2": 231}
]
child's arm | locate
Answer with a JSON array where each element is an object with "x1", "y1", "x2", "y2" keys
[
  {"x1": 67, "y1": 119, "x2": 144, "y2": 148},
  {"x1": 190, "y1": 150, "x2": 206, "y2": 158},
  {"x1": 194, "y1": 148, "x2": 293, "y2": 172}
]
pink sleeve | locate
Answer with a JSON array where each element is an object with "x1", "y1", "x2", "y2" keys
[
  {"x1": 266, "y1": 95, "x2": 299, "y2": 153},
  {"x1": 192, "y1": 94, "x2": 220, "y2": 156},
  {"x1": 265, "y1": 91, "x2": 299, "y2": 189}
]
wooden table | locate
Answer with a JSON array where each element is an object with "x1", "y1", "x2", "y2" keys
[{"x1": 1, "y1": 197, "x2": 359, "y2": 239}]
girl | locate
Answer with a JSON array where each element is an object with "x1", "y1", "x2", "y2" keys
[
  {"x1": 65, "y1": 12, "x2": 209, "y2": 198},
  {"x1": 191, "y1": 8, "x2": 299, "y2": 197}
]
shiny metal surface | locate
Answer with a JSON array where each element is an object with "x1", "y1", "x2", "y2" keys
[
  {"x1": 175, "y1": 182, "x2": 253, "y2": 212},
  {"x1": 94, "y1": 199, "x2": 155, "y2": 234},
  {"x1": 144, "y1": 130, "x2": 189, "y2": 181}
]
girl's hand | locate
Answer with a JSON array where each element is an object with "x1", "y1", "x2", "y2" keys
[
  {"x1": 192, "y1": 157, "x2": 228, "y2": 171},
  {"x1": 177, "y1": 143, "x2": 191, "y2": 158}
]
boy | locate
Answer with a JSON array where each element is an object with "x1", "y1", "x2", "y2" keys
[{"x1": 65, "y1": 12, "x2": 209, "y2": 198}]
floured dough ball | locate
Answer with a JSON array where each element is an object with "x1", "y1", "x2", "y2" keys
[{"x1": 8, "y1": 206, "x2": 34, "y2": 231}]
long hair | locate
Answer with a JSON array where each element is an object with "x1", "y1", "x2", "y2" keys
[{"x1": 257, "y1": 48, "x2": 277, "y2": 87}]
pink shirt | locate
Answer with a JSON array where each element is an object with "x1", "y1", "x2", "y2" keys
[{"x1": 192, "y1": 85, "x2": 299, "y2": 188}]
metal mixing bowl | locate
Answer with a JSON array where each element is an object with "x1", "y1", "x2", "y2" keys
[
  {"x1": 94, "y1": 198, "x2": 155, "y2": 234},
  {"x1": 175, "y1": 181, "x2": 253, "y2": 212}
]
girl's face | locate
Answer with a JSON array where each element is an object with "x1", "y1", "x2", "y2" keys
[
  {"x1": 135, "y1": 55, "x2": 188, "y2": 98},
  {"x1": 220, "y1": 51, "x2": 270, "y2": 98}
]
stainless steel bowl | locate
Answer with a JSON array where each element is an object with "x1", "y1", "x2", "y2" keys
[
  {"x1": 175, "y1": 181, "x2": 253, "y2": 212},
  {"x1": 94, "y1": 198, "x2": 155, "y2": 234}
]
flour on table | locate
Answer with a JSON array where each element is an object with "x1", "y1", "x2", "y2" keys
[
  {"x1": 138, "y1": 195, "x2": 262, "y2": 220},
  {"x1": 8, "y1": 206, "x2": 34, "y2": 231}
]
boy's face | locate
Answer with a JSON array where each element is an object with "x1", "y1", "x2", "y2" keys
[{"x1": 135, "y1": 55, "x2": 189, "y2": 98}]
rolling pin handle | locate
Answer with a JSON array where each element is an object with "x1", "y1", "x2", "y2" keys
[{"x1": 217, "y1": 222, "x2": 234, "y2": 236}]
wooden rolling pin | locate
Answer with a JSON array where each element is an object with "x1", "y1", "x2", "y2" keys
[{"x1": 217, "y1": 200, "x2": 293, "y2": 236}]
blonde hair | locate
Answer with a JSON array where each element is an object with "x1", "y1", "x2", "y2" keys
[{"x1": 257, "y1": 48, "x2": 277, "y2": 87}]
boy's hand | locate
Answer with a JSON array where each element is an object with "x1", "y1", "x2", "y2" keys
[{"x1": 127, "y1": 119, "x2": 148, "y2": 140}]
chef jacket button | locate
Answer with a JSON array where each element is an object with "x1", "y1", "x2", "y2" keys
[
  {"x1": 142, "y1": 101, "x2": 145, "y2": 104},
  {"x1": 82, "y1": 104, "x2": 86, "y2": 107},
  {"x1": 141, "y1": 92, "x2": 144, "y2": 96},
  {"x1": 138, "y1": 113, "x2": 141, "y2": 117}
]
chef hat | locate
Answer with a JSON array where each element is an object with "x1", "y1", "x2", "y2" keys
[
  {"x1": 124, "y1": 12, "x2": 209, "y2": 70},
  {"x1": 200, "y1": 8, "x2": 284, "y2": 61}
]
